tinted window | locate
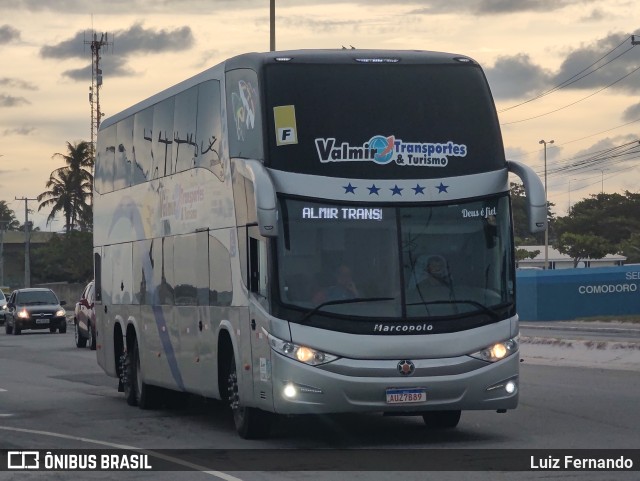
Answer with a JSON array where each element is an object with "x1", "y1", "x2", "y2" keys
[
  {"x1": 95, "y1": 124, "x2": 116, "y2": 193},
  {"x1": 152, "y1": 98, "x2": 175, "y2": 178},
  {"x1": 16, "y1": 290, "x2": 58, "y2": 305},
  {"x1": 226, "y1": 69, "x2": 263, "y2": 160},
  {"x1": 264, "y1": 63, "x2": 504, "y2": 179},
  {"x1": 197, "y1": 80, "x2": 224, "y2": 179},
  {"x1": 173, "y1": 86, "x2": 198, "y2": 173},
  {"x1": 115, "y1": 116, "x2": 134, "y2": 190},
  {"x1": 133, "y1": 107, "x2": 153, "y2": 184}
]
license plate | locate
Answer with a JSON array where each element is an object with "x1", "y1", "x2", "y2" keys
[
  {"x1": 385, "y1": 388, "x2": 426, "y2": 404},
  {"x1": 35, "y1": 319, "x2": 49, "y2": 324}
]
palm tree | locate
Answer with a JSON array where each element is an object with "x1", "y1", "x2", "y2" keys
[
  {"x1": 0, "y1": 200, "x2": 21, "y2": 230},
  {"x1": 37, "y1": 168, "x2": 75, "y2": 233},
  {"x1": 38, "y1": 141, "x2": 93, "y2": 232}
]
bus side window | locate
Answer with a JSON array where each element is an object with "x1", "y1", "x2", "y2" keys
[{"x1": 249, "y1": 236, "x2": 268, "y2": 298}]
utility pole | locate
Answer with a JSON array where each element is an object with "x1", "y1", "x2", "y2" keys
[
  {"x1": 270, "y1": 0, "x2": 275, "y2": 51},
  {"x1": 15, "y1": 197, "x2": 37, "y2": 288},
  {"x1": 85, "y1": 32, "x2": 112, "y2": 157}
]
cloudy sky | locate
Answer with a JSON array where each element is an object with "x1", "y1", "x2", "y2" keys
[{"x1": 0, "y1": 0, "x2": 639, "y2": 229}]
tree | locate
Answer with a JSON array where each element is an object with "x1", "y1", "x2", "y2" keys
[
  {"x1": 31, "y1": 231, "x2": 93, "y2": 284},
  {"x1": 556, "y1": 232, "x2": 613, "y2": 267},
  {"x1": 553, "y1": 191, "x2": 640, "y2": 264},
  {"x1": 37, "y1": 141, "x2": 93, "y2": 233},
  {"x1": 37, "y1": 168, "x2": 75, "y2": 233},
  {"x1": 510, "y1": 182, "x2": 556, "y2": 245},
  {"x1": 516, "y1": 247, "x2": 540, "y2": 265},
  {"x1": 0, "y1": 200, "x2": 20, "y2": 230}
]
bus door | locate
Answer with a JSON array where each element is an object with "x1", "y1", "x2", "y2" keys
[{"x1": 246, "y1": 226, "x2": 275, "y2": 409}]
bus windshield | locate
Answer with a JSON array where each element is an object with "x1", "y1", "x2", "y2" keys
[
  {"x1": 276, "y1": 195, "x2": 514, "y2": 321},
  {"x1": 265, "y1": 63, "x2": 504, "y2": 179}
]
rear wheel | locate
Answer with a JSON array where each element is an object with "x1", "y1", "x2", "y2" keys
[
  {"x1": 422, "y1": 410, "x2": 461, "y2": 429},
  {"x1": 88, "y1": 323, "x2": 96, "y2": 351},
  {"x1": 122, "y1": 337, "x2": 159, "y2": 409},
  {"x1": 227, "y1": 351, "x2": 272, "y2": 439},
  {"x1": 75, "y1": 322, "x2": 87, "y2": 348}
]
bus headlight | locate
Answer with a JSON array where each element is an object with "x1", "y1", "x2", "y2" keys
[
  {"x1": 470, "y1": 337, "x2": 518, "y2": 362},
  {"x1": 268, "y1": 333, "x2": 339, "y2": 366}
]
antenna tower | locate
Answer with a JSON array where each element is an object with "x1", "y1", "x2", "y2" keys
[{"x1": 85, "y1": 32, "x2": 112, "y2": 156}]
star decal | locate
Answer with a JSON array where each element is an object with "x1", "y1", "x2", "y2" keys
[
  {"x1": 412, "y1": 184, "x2": 425, "y2": 195},
  {"x1": 390, "y1": 185, "x2": 403, "y2": 196},
  {"x1": 436, "y1": 182, "x2": 449, "y2": 193},
  {"x1": 343, "y1": 182, "x2": 357, "y2": 194},
  {"x1": 367, "y1": 184, "x2": 380, "y2": 195}
]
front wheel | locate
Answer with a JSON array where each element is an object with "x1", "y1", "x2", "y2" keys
[
  {"x1": 422, "y1": 410, "x2": 461, "y2": 429},
  {"x1": 227, "y1": 352, "x2": 272, "y2": 439}
]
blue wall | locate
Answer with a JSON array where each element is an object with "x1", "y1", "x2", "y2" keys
[{"x1": 516, "y1": 266, "x2": 640, "y2": 321}]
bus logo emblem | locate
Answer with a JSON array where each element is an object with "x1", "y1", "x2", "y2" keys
[{"x1": 397, "y1": 360, "x2": 415, "y2": 376}]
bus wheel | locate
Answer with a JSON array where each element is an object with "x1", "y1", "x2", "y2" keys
[
  {"x1": 122, "y1": 337, "x2": 159, "y2": 409},
  {"x1": 227, "y1": 352, "x2": 272, "y2": 439},
  {"x1": 422, "y1": 410, "x2": 461, "y2": 429}
]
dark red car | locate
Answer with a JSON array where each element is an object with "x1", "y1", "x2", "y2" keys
[{"x1": 74, "y1": 281, "x2": 96, "y2": 350}]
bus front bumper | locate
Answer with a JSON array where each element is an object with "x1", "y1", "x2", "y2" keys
[{"x1": 270, "y1": 351, "x2": 519, "y2": 415}]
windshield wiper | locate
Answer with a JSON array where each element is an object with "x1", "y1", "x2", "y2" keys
[
  {"x1": 300, "y1": 297, "x2": 394, "y2": 323},
  {"x1": 406, "y1": 299, "x2": 503, "y2": 321}
]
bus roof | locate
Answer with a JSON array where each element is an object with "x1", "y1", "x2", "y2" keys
[{"x1": 100, "y1": 49, "x2": 479, "y2": 130}]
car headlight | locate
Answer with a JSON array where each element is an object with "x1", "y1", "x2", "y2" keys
[
  {"x1": 267, "y1": 332, "x2": 339, "y2": 366},
  {"x1": 55, "y1": 309, "x2": 66, "y2": 317},
  {"x1": 470, "y1": 337, "x2": 518, "y2": 363},
  {"x1": 18, "y1": 309, "x2": 30, "y2": 319}
]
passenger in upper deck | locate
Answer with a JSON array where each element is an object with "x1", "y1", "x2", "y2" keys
[{"x1": 312, "y1": 264, "x2": 360, "y2": 303}]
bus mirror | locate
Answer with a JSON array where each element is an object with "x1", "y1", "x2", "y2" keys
[
  {"x1": 236, "y1": 159, "x2": 279, "y2": 237},
  {"x1": 507, "y1": 160, "x2": 547, "y2": 234}
]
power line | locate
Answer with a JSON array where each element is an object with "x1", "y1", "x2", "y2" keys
[
  {"x1": 498, "y1": 36, "x2": 635, "y2": 113},
  {"x1": 500, "y1": 64, "x2": 640, "y2": 125}
]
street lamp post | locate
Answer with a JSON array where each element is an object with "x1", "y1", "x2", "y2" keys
[{"x1": 539, "y1": 139, "x2": 554, "y2": 269}]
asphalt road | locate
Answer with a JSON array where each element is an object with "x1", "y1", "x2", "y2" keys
[{"x1": 0, "y1": 325, "x2": 638, "y2": 481}]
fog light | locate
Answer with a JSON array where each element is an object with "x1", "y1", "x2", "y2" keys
[
  {"x1": 283, "y1": 383, "x2": 297, "y2": 398},
  {"x1": 505, "y1": 381, "x2": 516, "y2": 394}
]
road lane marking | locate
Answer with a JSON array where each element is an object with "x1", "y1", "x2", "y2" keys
[{"x1": 0, "y1": 426, "x2": 244, "y2": 480}]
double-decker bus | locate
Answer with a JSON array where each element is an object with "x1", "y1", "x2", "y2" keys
[{"x1": 94, "y1": 49, "x2": 546, "y2": 438}]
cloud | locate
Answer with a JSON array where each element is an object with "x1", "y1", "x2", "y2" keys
[
  {"x1": 622, "y1": 102, "x2": 640, "y2": 121},
  {"x1": 0, "y1": 77, "x2": 38, "y2": 90},
  {"x1": 487, "y1": 31, "x2": 640, "y2": 102},
  {"x1": 2, "y1": 0, "x2": 243, "y2": 14},
  {"x1": 0, "y1": 94, "x2": 29, "y2": 107},
  {"x1": 0, "y1": 24, "x2": 20, "y2": 44},
  {"x1": 408, "y1": 0, "x2": 586, "y2": 15},
  {"x1": 485, "y1": 54, "x2": 553, "y2": 100},
  {"x1": 1, "y1": 126, "x2": 35, "y2": 136},
  {"x1": 552, "y1": 31, "x2": 640, "y2": 93},
  {"x1": 40, "y1": 23, "x2": 194, "y2": 60},
  {"x1": 39, "y1": 23, "x2": 194, "y2": 81},
  {"x1": 62, "y1": 57, "x2": 135, "y2": 81}
]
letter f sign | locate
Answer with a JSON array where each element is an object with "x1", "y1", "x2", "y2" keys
[{"x1": 274, "y1": 105, "x2": 298, "y2": 146}]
